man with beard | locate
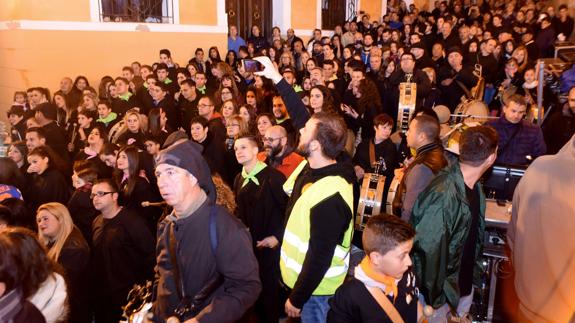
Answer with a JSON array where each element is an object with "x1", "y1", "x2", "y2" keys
[
  {"x1": 257, "y1": 125, "x2": 304, "y2": 178},
  {"x1": 255, "y1": 55, "x2": 356, "y2": 323},
  {"x1": 272, "y1": 95, "x2": 295, "y2": 136}
]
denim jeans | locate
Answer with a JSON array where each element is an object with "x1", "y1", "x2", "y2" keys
[{"x1": 300, "y1": 295, "x2": 331, "y2": 323}]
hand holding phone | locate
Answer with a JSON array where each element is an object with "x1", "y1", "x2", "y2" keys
[{"x1": 242, "y1": 59, "x2": 263, "y2": 73}]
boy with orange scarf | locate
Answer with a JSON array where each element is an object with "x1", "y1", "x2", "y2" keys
[{"x1": 327, "y1": 214, "x2": 425, "y2": 323}]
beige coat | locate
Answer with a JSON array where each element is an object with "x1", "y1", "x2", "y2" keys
[{"x1": 508, "y1": 134, "x2": 575, "y2": 322}]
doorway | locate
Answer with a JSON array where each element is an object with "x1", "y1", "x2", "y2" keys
[{"x1": 226, "y1": 0, "x2": 273, "y2": 40}]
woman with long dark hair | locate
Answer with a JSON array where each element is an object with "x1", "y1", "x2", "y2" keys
[
  {"x1": 0, "y1": 227, "x2": 67, "y2": 323},
  {"x1": 8, "y1": 141, "x2": 29, "y2": 175},
  {"x1": 147, "y1": 108, "x2": 171, "y2": 146},
  {"x1": 114, "y1": 146, "x2": 161, "y2": 232},
  {"x1": 208, "y1": 46, "x2": 223, "y2": 64},
  {"x1": 26, "y1": 147, "x2": 71, "y2": 213},
  {"x1": 342, "y1": 78, "x2": 383, "y2": 142}
]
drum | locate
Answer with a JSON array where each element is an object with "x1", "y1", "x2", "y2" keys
[
  {"x1": 108, "y1": 119, "x2": 126, "y2": 144},
  {"x1": 356, "y1": 173, "x2": 386, "y2": 231},
  {"x1": 453, "y1": 99, "x2": 489, "y2": 124},
  {"x1": 385, "y1": 171, "x2": 404, "y2": 215},
  {"x1": 397, "y1": 81, "x2": 417, "y2": 133}
]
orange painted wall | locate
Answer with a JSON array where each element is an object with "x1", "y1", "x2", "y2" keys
[
  {"x1": 0, "y1": 0, "x2": 91, "y2": 21},
  {"x1": 291, "y1": 0, "x2": 317, "y2": 30},
  {"x1": 180, "y1": 0, "x2": 218, "y2": 25},
  {"x1": 0, "y1": 29, "x2": 226, "y2": 118},
  {"x1": 361, "y1": 0, "x2": 383, "y2": 23}
]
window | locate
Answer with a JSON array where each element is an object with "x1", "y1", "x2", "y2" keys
[{"x1": 98, "y1": 0, "x2": 175, "y2": 23}]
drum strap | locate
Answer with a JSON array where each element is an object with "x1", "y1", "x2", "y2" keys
[
  {"x1": 456, "y1": 80, "x2": 472, "y2": 99},
  {"x1": 369, "y1": 141, "x2": 376, "y2": 167},
  {"x1": 365, "y1": 286, "x2": 405, "y2": 323}
]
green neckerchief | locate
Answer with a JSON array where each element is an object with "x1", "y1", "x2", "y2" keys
[
  {"x1": 98, "y1": 112, "x2": 117, "y2": 124},
  {"x1": 118, "y1": 92, "x2": 133, "y2": 101},
  {"x1": 276, "y1": 117, "x2": 289, "y2": 124},
  {"x1": 197, "y1": 86, "x2": 207, "y2": 94},
  {"x1": 143, "y1": 83, "x2": 149, "y2": 89},
  {"x1": 241, "y1": 160, "x2": 267, "y2": 188},
  {"x1": 118, "y1": 91, "x2": 133, "y2": 101},
  {"x1": 164, "y1": 78, "x2": 173, "y2": 84},
  {"x1": 293, "y1": 84, "x2": 303, "y2": 93}
]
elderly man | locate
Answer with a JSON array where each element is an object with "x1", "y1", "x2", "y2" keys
[{"x1": 153, "y1": 140, "x2": 261, "y2": 322}]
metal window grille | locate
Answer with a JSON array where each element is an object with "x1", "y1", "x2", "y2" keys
[{"x1": 98, "y1": 0, "x2": 175, "y2": 23}]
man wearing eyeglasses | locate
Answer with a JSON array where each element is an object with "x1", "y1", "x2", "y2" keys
[
  {"x1": 90, "y1": 178, "x2": 156, "y2": 323},
  {"x1": 258, "y1": 125, "x2": 304, "y2": 178},
  {"x1": 197, "y1": 95, "x2": 226, "y2": 142},
  {"x1": 389, "y1": 52, "x2": 431, "y2": 116}
]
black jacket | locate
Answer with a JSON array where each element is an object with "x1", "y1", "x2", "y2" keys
[
  {"x1": 285, "y1": 161, "x2": 356, "y2": 308},
  {"x1": 92, "y1": 208, "x2": 155, "y2": 295},
  {"x1": 56, "y1": 227, "x2": 92, "y2": 323},
  {"x1": 153, "y1": 200, "x2": 261, "y2": 322},
  {"x1": 327, "y1": 272, "x2": 418, "y2": 323},
  {"x1": 27, "y1": 168, "x2": 72, "y2": 213}
]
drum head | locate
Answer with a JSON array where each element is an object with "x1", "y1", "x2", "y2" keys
[{"x1": 454, "y1": 100, "x2": 489, "y2": 124}]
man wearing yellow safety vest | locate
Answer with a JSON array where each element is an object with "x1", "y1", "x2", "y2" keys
[{"x1": 254, "y1": 55, "x2": 356, "y2": 323}]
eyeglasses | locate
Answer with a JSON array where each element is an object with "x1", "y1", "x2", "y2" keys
[
  {"x1": 263, "y1": 136, "x2": 285, "y2": 142},
  {"x1": 90, "y1": 191, "x2": 115, "y2": 199}
]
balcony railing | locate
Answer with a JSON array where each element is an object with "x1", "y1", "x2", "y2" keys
[{"x1": 98, "y1": 0, "x2": 175, "y2": 23}]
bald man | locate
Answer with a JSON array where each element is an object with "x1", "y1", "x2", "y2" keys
[{"x1": 257, "y1": 126, "x2": 304, "y2": 178}]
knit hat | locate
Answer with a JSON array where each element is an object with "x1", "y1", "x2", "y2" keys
[
  {"x1": 155, "y1": 140, "x2": 217, "y2": 202},
  {"x1": 162, "y1": 129, "x2": 189, "y2": 149},
  {"x1": 446, "y1": 46, "x2": 463, "y2": 57},
  {"x1": 410, "y1": 42, "x2": 425, "y2": 50}
]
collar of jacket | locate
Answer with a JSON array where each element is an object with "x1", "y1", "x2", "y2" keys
[
  {"x1": 416, "y1": 141, "x2": 440, "y2": 155},
  {"x1": 443, "y1": 162, "x2": 484, "y2": 205},
  {"x1": 167, "y1": 189, "x2": 208, "y2": 221}
]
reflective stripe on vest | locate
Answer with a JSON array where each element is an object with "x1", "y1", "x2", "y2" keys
[
  {"x1": 280, "y1": 173, "x2": 354, "y2": 295},
  {"x1": 283, "y1": 159, "x2": 308, "y2": 197}
]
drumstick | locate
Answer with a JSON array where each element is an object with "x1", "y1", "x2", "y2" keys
[{"x1": 450, "y1": 114, "x2": 499, "y2": 119}]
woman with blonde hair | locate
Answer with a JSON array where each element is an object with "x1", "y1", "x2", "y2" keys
[
  {"x1": 512, "y1": 45, "x2": 530, "y2": 74},
  {"x1": 36, "y1": 202, "x2": 91, "y2": 323},
  {"x1": 112, "y1": 109, "x2": 148, "y2": 150},
  {"x1": 223, "y1": 114, "x2": 249, "y2": 186}
]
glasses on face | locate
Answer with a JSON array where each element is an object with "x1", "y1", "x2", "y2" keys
[
  {"x1": 263, "y1": 136, "x2": 285, "y2": 143},
  {"x1": 90, "y1": 191, "x2": 115, "y2": 199}
]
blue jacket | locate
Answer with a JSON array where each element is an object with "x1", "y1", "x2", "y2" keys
[{"x1": 485, "y1": 117, "x2": 546, "y2": 165}]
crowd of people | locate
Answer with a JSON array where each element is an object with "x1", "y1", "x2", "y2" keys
[{"x1": 1, "y1": 0, "x2": 575, "y2": 322}]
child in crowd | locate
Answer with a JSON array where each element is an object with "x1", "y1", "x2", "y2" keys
[{"x1": 327, "y1": 214, "x2": 425, "y2": 322}]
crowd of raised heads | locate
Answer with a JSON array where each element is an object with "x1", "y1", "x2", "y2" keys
[{"x1": 1, "y1": 0, "x2": 574, "y2": 322}]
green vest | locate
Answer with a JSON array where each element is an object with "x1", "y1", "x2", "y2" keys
[{"x1": 280, "y1": 161, "x2": 354, "y2": 295}]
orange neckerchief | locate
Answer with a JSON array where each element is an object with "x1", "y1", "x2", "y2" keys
[{"x1": 360, "y1": 257, "x2": 399, "y2": 302}]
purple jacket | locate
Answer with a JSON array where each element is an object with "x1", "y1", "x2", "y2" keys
[{"x1": 486, "y1": 117, "x2": 546, "y2": 165}]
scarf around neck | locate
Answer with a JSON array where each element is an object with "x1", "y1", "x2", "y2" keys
[
  {"x1": 357, "y1": 256, "x2": 399, "y2": 302},
  {"x1": 241, "y1": 160, "x2": 267, "y2": 188}
]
